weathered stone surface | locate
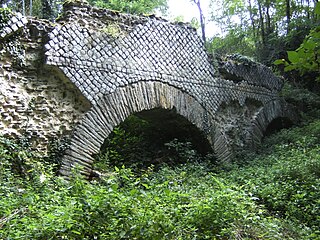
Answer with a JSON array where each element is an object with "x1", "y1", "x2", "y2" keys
[
  {"x1": 0, "y1": 12, "x2": 27, "y2": 39},
  {"x1": 0, "y1": 16, "x2": 90, "y2": 152},
  {"x1": 0, "y1": 1, "x2": 298, "y2": 177},
  {"x1": 217, "y1": 54, "x2": 283, "y2": 92}
]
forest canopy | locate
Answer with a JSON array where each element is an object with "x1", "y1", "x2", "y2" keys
[
  {"x1": 209, "y1": 0, "x2": 319, "y2": 63},
  {"x1": 0, "y1": 0, "x2": 168, "y2": 18}
]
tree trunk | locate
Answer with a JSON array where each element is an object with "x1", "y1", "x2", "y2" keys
[
  {"x1": 42, "y1": 0, "x2": 53, "y2": 19},
  {"x1": 306, "y1": 0, "x2": 310, "y2": 19},
  {"x1": 248, "y1": 0, "x2": 256, "y2": 39},
  {"x1": 257, "y1": 0, "x2": 266, "y2": 46},
  {"x1": 286, "y1": 0, "x2": 291, "y2": 34},
  {"x1": 193, "y1": 0, "x2": 206, "y2": 43},
  {"x1": 22, "y1": 0, "x2": 25, "y2": 15},
  {"x1": 30, "y1": 0, "x2": 33, "y2": 16},
  {"x1": 266, "y1": 2, "x2": 271, "y2": 35}
]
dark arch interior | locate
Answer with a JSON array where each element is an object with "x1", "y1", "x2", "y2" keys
[
  {"x1": 136, "y1": 108, "x2": 212, "y2": 154},
  {"x1": 95, "y1": 108, "x2": 212, "y2": 171},
  {"x1": 264, "y1": 117, "x2": 294, "y2": 137}
]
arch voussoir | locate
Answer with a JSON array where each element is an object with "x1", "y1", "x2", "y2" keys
[
  {"x1": 60, "y1": 81, "x2": 214, "y2": 177},
  {"x1": 246, "y1": 99, "x2": 298, "y2": 148}
]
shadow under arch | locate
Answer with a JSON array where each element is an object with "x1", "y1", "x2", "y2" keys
[
  {"x1": 135, "y1": 108, "x2": 212, "y2": 154},
  {"x1": 60, "y1": 81, "x2": 227, "y2": 177},
  {"x1": 94, "y1": 108, "x2": 213, "y2": 170},
  {"x1": 264, "y1": 117, "x2": 294, "y2": 137},
  {"x1": 246, "y1": 99, "x2": 299, "y2": 148}
]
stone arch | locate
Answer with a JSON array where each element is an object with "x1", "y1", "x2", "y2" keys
[
  {"x1": 60, "y1": 81, "x2": 228, "y2": 177},
  {"x1": 245, "y1": 99, "x2": 299, "y2": 148},
  {"x1": 264, "y1": 117, "x2": 294, "y2": 136}
]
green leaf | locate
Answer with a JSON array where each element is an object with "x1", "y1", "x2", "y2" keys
[
  {"x1": 119, "y1": 231, "x2": 126, "y2": 238},
  {"x1": 110, "y1": 183, "x2": 118, "y2": 191},
  {"x1": 71, "y1": 230, "x2": 81, "y2": 235},
  {"x1": 273, "y1": 59, "x2": 286, "y2": 65},
  {"x1": 130, "y1": 189, "x2": 138, "y2": 195},
  {"x1": 284, "y1": 65, "x2": 297, "y2": 72},
  {"x1": 141, "y1": 183, "x2": 151, "y2": 189},
  {"x1": 315, "y1": 2, "x2": 320, "y2": 16},
  {"x1": 287, "y1": 51, "x2": 300, "y2": 64},
  {"x1": 303, "y1": 41, "x2": 316, "y2": 51}
]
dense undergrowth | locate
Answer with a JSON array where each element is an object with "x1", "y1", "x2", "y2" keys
[{"x1": 1, "y1": 85, "x2": 320, "y2": 239}]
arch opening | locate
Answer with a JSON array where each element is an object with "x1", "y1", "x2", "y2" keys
[
  {"x1": 94, "y1": 108, "x2": 213, "y2": 172},
  {"x1": 60, "y1": 81, "x2": 218, "y2": 177},
  {"x1": 264, "y1": 117, "x2": 294, "y2": 137}
]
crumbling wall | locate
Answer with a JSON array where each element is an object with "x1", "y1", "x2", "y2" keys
[{"x1": 0, "y1": 13, "x2": 90, "y2": 152}]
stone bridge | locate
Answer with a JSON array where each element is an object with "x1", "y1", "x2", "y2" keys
[{"x1": 0, "y1": 1, "x2": 297, "y2": 177}]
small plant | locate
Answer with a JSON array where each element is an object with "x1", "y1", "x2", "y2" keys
[
  {"x1": 45, "y1": 136, "x2": 71, "y2": 173},
  {"x1": 164, "y1": 138, "x2": 200, "y2": 163},
  {"x1": 100, "y1": 23, "x2": 125, "y2": 39},
  {"x1": 0, "y1": 8, "x2": 11, "y2": 25}
]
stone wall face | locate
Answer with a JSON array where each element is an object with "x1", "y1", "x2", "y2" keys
[
  {"x1": 45, "y1": 2, "x2": 217, "y2": 104},
  {"x1": 0, "y1": 1, "x2": 298, "y2": 176},
  {"x1": 0, "y1": 16, "x2": 90, "y2": 152}
]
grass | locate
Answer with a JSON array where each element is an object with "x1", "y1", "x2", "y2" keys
[{"x1": 1, "y1": 85, "x2": 320, "y2": 239}]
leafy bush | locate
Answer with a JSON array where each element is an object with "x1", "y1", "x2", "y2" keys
[
  {"x1": 0, "y1": 158, "x2": 303, "y2": 239},
  {"x1": 1, "y1": 103, "x2": 320, "y2": 239},
  {"x1": 94, "y1": 115, "x2": 160, "y2": 171},
  {"x1": 94, "y1": 114, "x2": 210, "y2": 173},
  {"x1": 274, "y1": 3, "x2": 320, "y2": 83},
  {"x1": 0, "y1": 8, "x2": 11, "y2": 25},
  {"x1": 0, "y1": 136, "x2": 51, "y2": 179},
  {"x1": 88, "y1": 0, "x2": 168, "y2": 15},
  {"x1": 221, "y1": 120, "x2": 320, "y2": 237}
]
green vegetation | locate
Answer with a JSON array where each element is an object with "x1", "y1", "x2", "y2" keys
[
  {"x1": 94, "y1": 114, "x2": 210, "y2": 172},
  {"x1": 0, "y1": 0, "x2": 167, "y2": 19},
  {"x1": 273, "y1": 3, "x2": 320, "y2": 83},
  {"x1": 0, "y1": 0, "x2": 60, "y2": 20},
  {"x1": 1, "y1": 85, "x2": 320, "y2": 239},
  {"x1": 0, "y1": 8, "x2": 11, "y2": 25},
  {"x1": 88, "y1": 0, "x2": 168, "y2": 15},
  {"x1": 209, "y1": 0, "x2": 320, "y2": 70}
]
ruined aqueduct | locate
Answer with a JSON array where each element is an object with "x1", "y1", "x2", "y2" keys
[{"x1": 0, "y1": 1, "x2": 297, "y2": 177}]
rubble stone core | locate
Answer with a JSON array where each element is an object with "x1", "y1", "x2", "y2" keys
[{"x1": 0, "y1": 1, "x2": 297, "y2": 177}]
